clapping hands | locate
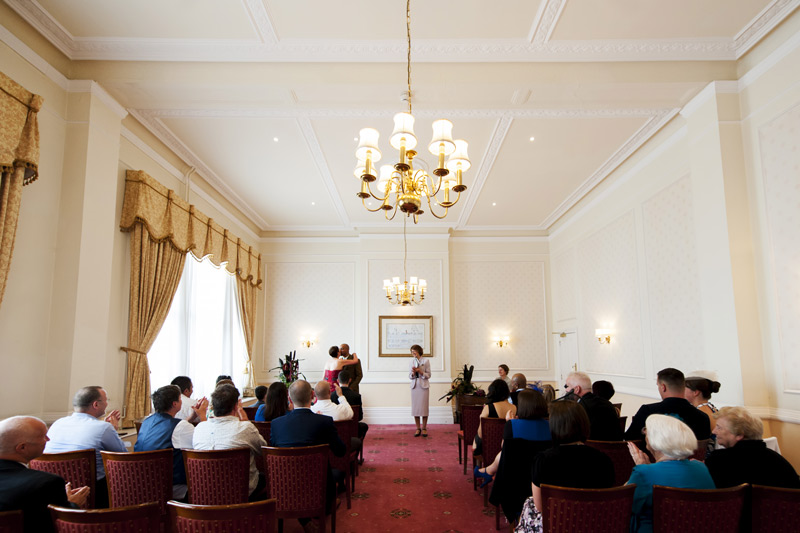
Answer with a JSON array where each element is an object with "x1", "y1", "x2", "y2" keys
[
  {"x1": 65, "y1": 482, "x2": 90, "y2": 507},
  {"x1": 104, "y1": 409, "x2": 121, "y2": 429}
]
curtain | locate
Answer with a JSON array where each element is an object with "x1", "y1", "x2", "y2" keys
[
  {"x1": 0, "y1": 71, "x2": 42, "y2": 309},
  {"x1": 120, "y1": 169, "x2": 262, "y2": 424},
  {"x1": 236, "y1": 277, "x2": 257, "y2": 392},
  {"x1": 122, "y1": 224, "x2": 186, "y2": 425}
]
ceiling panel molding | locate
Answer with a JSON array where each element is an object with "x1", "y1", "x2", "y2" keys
[
  {"x1": 4, "y1": 0, "x2": 75, "y2": 57},
  {"x1": 529, "y1": 0, "x2": 566, "y2": 44},
  {"x1": 128, "y1": 108, "x2": 270, "y2": 230},
  {"x1": 296, "y1": 117, "x2": 352, "y2": 228},
  {"x1": 733, "y1": 0, "x2": 800, "y2": 58},
  {"x1": 244, "y1": 0, "x2": 278, "y2": 44},
  {"x1": 539, "y1": 107, "x2": 680, "y2": 229},
  {"x1": 456, "y1": 116, "x2": 513, "y2": 229}
]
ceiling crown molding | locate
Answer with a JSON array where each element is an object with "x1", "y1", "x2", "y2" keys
[
  {"x1": 733, "y1": 0, "x2": 800, "y2": 58},
  {"x1": 529, "y1": 0, "x2": 566, "y2": 44}
]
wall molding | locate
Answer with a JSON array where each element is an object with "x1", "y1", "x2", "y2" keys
[
  {"x1": 67, "y1": 80, "x2": 128, "y2": 119},
  {"x1": 733, "y1": 0, "x2": 800, "y2": 58},
  {"x1": 362, "y1": 406, "x2": 452, "y2": 425}
]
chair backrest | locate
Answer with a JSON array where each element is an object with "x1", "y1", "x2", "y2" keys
[
  {"x1": 750, "y1": 484, "x2": 800, "y2": 533},
  {"x1": 351, "y1": 404, "x2": 362, "y2": 421},
  {"x1": 183, "y1": 448, "x2": 251, "y2": 505},
  {"x1": 652, "y1": 484, "x2": 747, "y2": 533},
  {"x1": 169, "y1": 499, "x2": 277, "y2": 533},
  {"x1": 100, "y1": 449, "x2": 173, "y2": 516},
  {"x1": 331, "y1": 419, "x2": 358, "y2": 470},
  {"x1": 251, "y1": 421, "x2": 271, "y2": 443},
  {"x1": 49, "y1": 502, "x2": 160, "y2": 532},
  {"x1": 133, "y1": 420, "x2": 143, "y2": 435},
  {"x1": 691, "y1": 439, "x2": 710, "y2": 462},
  {"x1": 618, "y1": 415, "x2": 627, "y2": 433},
  {"x1": 541, "y1": 484, "x2": 636, "y2": 533},
  {"x1": 612, "y1": 403, "x2": 622, "y2": 413},
  {"x1": 29, "y1": 449, "x2": 96, "y2": 508},
  {"x1": 263, "y1": 445, "x2": 329, "y2": 519},
  {"x1": 480, "y1": 417, "x2": 507, "y2": 466},
  {"x1": 586, "y1": 440, "x2": 636, "y2": 486},
  {"x1": 0, "y1": 511, "x2": 23, "y2": 533},
  {"x1": 243, "y1": 406, "x2": 259, "y2": 420},
  {"x1": 461, "y1": 405, "x2": 482, "y2": 443}
]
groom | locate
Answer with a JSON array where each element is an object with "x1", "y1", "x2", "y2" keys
[{"x1": 339, "y1": 343, "x2": 363, "y2": 393}]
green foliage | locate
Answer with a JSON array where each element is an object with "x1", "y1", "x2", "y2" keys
[
  {"x1": 269, "y1": 350, "x2": 305, "y2": 384},
  {"x1": 439, "y1": 364, "x2": 482, "y2": 402}
]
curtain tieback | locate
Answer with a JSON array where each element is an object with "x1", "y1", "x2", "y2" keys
[{"x1": 120, "y1": 346, "x2": 147, "y2": 355}]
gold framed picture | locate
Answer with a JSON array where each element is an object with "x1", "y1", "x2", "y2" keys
[{"x1": 378, "y1": 315, "x2": 433, "y2": 357}]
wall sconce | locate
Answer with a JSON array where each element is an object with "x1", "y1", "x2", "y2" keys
[
  {"x1": 494, "y1": 335, "x2": 510, "y2": 348},
  {"x1": 595, "y1": 329, "x2": 612, "y2": 344},
  {"x1": 300, "y1": 335, "x2": 317, "y2": 348}
]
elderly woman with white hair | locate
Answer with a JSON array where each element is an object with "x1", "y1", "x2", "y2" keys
[{"x1": 627, "y1": 414, "x2": 715, "y2": 533}]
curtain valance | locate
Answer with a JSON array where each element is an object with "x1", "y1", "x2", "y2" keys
[
  {"x1": 120, "y1": 170, "x2": 262, "y2": 288},
  {"x1": 0, "y1": 70, "x2": 42, "y2": 185}
]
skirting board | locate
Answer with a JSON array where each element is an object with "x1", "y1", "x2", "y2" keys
[{"x1": 362, "y1": 406, "x2": 454, "y2": 425}]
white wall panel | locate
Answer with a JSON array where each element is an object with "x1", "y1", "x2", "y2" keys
[{"x1": 552, "y1": 249, "x2": 577, "y2": 322}]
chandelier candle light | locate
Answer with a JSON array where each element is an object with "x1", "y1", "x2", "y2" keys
[
  {"x1": 383, "y1": 216, "x2": 426, "y2": 306},
  {"x1": 355, "y1": 0, "x2": 469, "y2": 223}
]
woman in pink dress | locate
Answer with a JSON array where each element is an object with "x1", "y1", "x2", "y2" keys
[{"x1": 323, "y1": 345, "x2": 360, "y2": 385}]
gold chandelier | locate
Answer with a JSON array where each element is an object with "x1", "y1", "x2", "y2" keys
[
  {"x1": 355, "y1": 0, "x2": 470, "y2": 223},
  {"x1": 383, "y1": 216, "x2": 426, "y2": 305}
]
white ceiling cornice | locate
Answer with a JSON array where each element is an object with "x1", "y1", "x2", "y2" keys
[
  {"x1": 243, "y1": 0, "x2": 278, "y2": 44},
  {"x1": 733, "y1": 0, "x2": 800, "y2": 58},
  {"x1": 528, "y1": 0, "x2": 566, "y2": 44}
]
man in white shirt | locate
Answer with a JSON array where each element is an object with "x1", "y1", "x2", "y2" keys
[
  {"x1": 45, "y1": 386, "x2": 127, "y2": 508},
  {"x1": 134, "y1": 385, "x2": 208, "y2": 499},
  {"x1": 192, "y1": 384, "x2": 266, "y2": 499},
  {"x1": 311, "y1": 381, "x2": 352, "y2": 421},
  {"x1": 171, "y1": 376, "x2": 203, "y2": 424}
]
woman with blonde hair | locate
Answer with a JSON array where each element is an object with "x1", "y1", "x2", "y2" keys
[{"x1": 627, "y1": 414, "x2": 715, "y2": 532}]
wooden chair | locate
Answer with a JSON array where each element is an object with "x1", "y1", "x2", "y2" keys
[
  {"x1": 613, "y1": 402, "x2": 622, "y2": 414},
  {"x1": 169, "y1": 499, "x2": 277, "y2": 533},
  {"x1": 243, "y1": 406, "x2": 259, "y2": 420},
  {"x1": 475, "y1": 417, "x2": 506, "y2": 508},
  {"x1": 458, "y1": 404, "x2": 482, "y2": 475},
  {"x1": 652, "y1": 484, "x2": 747, "y2": 533},
  {"x1": 585, "y1": 440, "x2": 636, "y2": 486},
  {"x1": 251, "y1": 421, "x2": 272, "y2": 476},
  {"x1": 333, "y1": 419, "x2": 360, "y2": 504},
  {"x1": 101, "y1": 449, "x2": 173, "y2": 526},
  {"x1": 183, "y1": 448, "x2": 251, "y2": 505},
  {"x1": 0, "y1": 511, "x2": 22, "y2": 533},
  {"x1": 263, "y1": 445, "x2": 332, "y2": 533},
  {"x1": 691, "y1": 439, "x2": 710, "y2": 462},
  {"x1": 48, "y1": 502, "x2": 160, "y2": 532},
  {"x1": 29, "y1": 449, "x2": 96, "y2": 508},
  {"x1": 750, "y1": 484, "x2": 800, "y2": 533},
  {"x1": 133, "y1": 419, "x2": 143, "y2": 435},
  {"x1": 541, "y1": 483, "x2": 636, "y2": 533},
  {"x1": 350, "y1": 405, "x2": 365, "y2": 464},
  {"x1": 618, "y1": 415, "x2": 627, "y2": 433}
]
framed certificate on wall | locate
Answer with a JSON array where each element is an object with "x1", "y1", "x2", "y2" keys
[{"x1": 378, "y1": 315, "x2": 433, "y2": 357}]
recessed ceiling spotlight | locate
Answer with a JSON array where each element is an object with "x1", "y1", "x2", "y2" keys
[
  {"x1": 492, "y1": 202, "x2": 497, "y2": 206},
  {"x1": 273, "y1": 137, "x2": 279, "y2": 142},
  {"x1": 354, "y1": 137, "x2": 358, "y2": 141},
  {"x1": 529, "y1": 136, "x2": 535, "y2": 142},
  {"x1": 311, "y1": 201, "x2": 316, "y2": 206}
]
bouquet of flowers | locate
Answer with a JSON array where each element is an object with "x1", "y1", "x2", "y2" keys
[
  {"x1": 270, "y1": 350, "x2": 305, "y2": 384},
  {"x1": 439, "y1": 364, "x2": 483, "y2": 402}
]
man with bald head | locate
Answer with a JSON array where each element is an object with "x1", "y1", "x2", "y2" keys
[
  {"x1": 0, "y1": 416, "x2": 89, "y2": 532},
  {"x1": 311, "y1": 381, "x2": 353, "y2": 421},
  {"x1": 564, "y1": 371, "x2": 622, "y2": 441},
  {"x1": 509, "y1": 373, "x2": 527, "y2": 405}
]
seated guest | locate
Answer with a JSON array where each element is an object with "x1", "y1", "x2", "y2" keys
[
  {"x1": 515, "y1": 400, "x2": 615, "y2": 532},
  {"x1": 565, "y1": 371, "x2": 622, "y2": 441},
  {"x1": 482, "y1": 390, "x2": 552, "y2": 524},
  {"x1": 270, "y1": 381, "x2": 346, "y2": 526},
  {"x1": 624, "y1": 368, "x2": 711, "y2": 441},
  {"x1": 592, "y1": 380, "x2": 616, "y2": 402},
  {"x1": 135, "y1": 385, "x2": 207, "y2": 500},
  {"x1": 473, "y1": 379, "x2": 517, "y2": 456},
  {"x1": 254, "y1": 382, "x2": 289, "y2": 422},
  {"x1": 253, "y1": 385, "x2": 268, "y2": 409},
  {"x1": 171, "y1": 376, "x2": 204, "y2": 424},
  {"x1": 684, "y1": 371, "x2": 721, "y2": 431},
  {"x1": 509, "y1": 373, "x2": 527, "y2": 405},
  {"x1": 216, "y1": 375, "x2": 233, "y2": 384},
  {"x1": 498, "y1": 364, "x2": 511, "y2": 387},
  {"x1": 705, "y1": 406, "x2": 799, "y2": 488},
  {"x1": 331, "y1": 369, "x2": 369, "y2": 443},
  {"x1": 626, "y1": 415, "x2": 715, "y2": 533},
  {"x1": 44, "y1": 386, "x2": 126, "y2": 508},
  {"x1": 540, "y1": 384, "x2": 556, "y2": 404},
  {"x1": 0, "y1": 416, "x2": 89, "y2": 533},
  {"x1": 312, "y1": 380, "x2": 359, "y2": 453},
  {"x1": 192, "y1": 385, "x2": 266, "y2": 499}
]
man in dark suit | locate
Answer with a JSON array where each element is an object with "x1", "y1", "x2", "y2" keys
[
  {"x1": 331, "y1": 369, "x2": 369, "y2": 445},
  {"x1": 565, "y1": 371, "x2": 623, "y2": 441},
  {"x1": 0, "y1": 416, "x2": 89, "y2": 533},
  {"x1": 624, "y1": 368, "x2": 711, "y2": 440},
  {"x1": 339, "y1": 344, "x2": 363, "y2": 393},
  {"x1": 509, "y1": 373, "x2": 527, "y2": 406}
]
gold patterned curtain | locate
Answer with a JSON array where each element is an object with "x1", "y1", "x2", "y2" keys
[
  {"x1": 237, "y1": 277, "x2": 257, "y2": 391},
  {"x1": 120, "y1": 170, "x2": 262, "y2": 424},
  {"x1": 0, "y1": 71, "x2": 42, "y2": 309}
]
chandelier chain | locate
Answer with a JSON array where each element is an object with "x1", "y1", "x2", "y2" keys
[
  {"x1": 406, "y1": 0, "x2": 412, "y2": 115},
  {"x1": 403, "y1": 214, "x2": 408, "y2": 282}
]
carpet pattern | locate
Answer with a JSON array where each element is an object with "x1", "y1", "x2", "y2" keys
[{"x1": 281, "y1": 424, "x2": 505, "y2": 533}]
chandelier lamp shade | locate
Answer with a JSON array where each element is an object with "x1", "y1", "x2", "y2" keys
[{"x1": 355, "y1": 0, "x2": 469, "y2": 223}]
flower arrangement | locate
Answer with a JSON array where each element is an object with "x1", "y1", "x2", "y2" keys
[
  {"x1": 270, "y1": 350, "x2": 305, "y2": 384},
  {"x1": 439, "y1": 364, "x2": 483, "y2": 402}
]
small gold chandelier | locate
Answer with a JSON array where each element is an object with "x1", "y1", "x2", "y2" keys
[
  {"x1": 355, "y1": 0, "x2": 470, "y2": 223},
  {"x1": 383, "y1": 217, "x2": 426, "y2": 306}
]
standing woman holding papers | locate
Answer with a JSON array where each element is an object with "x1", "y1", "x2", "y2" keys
[{"x1": 409, "y1": 344, "x2": 431, "y2": 437}]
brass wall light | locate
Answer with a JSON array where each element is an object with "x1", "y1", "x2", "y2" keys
[
  {"x1": 300, "y1": 335, "x2": 317, "y2": 349},
  {"x1": 494, "y1": 335, "x2": 510, "y2": 348},
  {"x1": 595, "y1": 329, "x2": 612, "y2": 344}
]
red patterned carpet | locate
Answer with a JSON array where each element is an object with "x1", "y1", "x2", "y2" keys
[{"x1": 281, "y1": 424, "x2": 505, "y2": 533}]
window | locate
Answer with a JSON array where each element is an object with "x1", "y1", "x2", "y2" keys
[{"x1": 148, "y1": 254, "x2": 248, "y2": 399}]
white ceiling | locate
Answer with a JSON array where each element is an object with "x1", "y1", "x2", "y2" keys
[{"x1": 5, "y1": 0, "x2": 797, "y2": 234}]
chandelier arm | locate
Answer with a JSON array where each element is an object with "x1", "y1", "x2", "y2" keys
[
  {"x1": 361, "y1": 197, "x2": 387, "y2": 212},
  {"x1": 363, "y1": 179, "x2": 391, "y2": 202},
  {"x1": 384, "y1": 202, "x2": 399, "y2": 221},
  {"x1": 424, "y1": 193, "x2": 449, "y2": 219},
  {"x1": 429, "y1": 189, "x2": 462, "y2": 209}
]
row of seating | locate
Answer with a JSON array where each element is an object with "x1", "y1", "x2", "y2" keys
[{"x1": 540, "y1": 482, "x2": 799, "y2": 533}]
